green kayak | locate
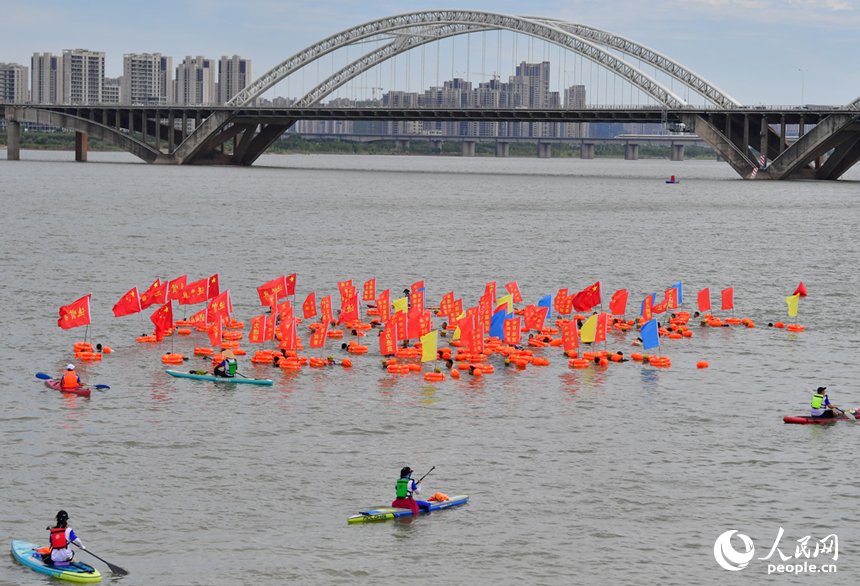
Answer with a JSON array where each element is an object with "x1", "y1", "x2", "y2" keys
[{"x1": 165, "y1": 370, "x2": 274, "y2": 386}]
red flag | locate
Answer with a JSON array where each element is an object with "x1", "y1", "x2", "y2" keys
[
  {"x1": 377, "y1": 290, "x2": 390, "y2": 322},
  {"x1": 277, "y1": 299, "x2": 293, "y2": 320},
  {"x1": 207, "y1": 291, "x2": 231, "y2": 323},
  {"x1": 664, "y1": 288, "x2": 678, "y2": 311},
  {"x1": 151, "y1": 301, "x2": 174, "y2": 334},
  {"x1": 140, "y1": 279, "x2": 167, "y2": 309},
  {"x1": 208, "y1": 274, "x2": 220, "y2": 298},
  {"x1": 285, "y1": 273, "x2": 296, "y2": 296},
  {"x1": 505, "y1": 281, "x2": 523, "y2": 304},
  {"x1": 410, "y1": 289, "x2": 425, "y2": 312},
  {"x1": 337, "y1": 280, "x2": 353, "y2": 297},
  {"x1": 408, "y1": 308, "x2": 430, "y2": 339},
  {"x1": 168, "y1": 275, "x2": 187, "y2": 302},
  {"x1": 112, "y1": 287, "x2": 141, "y2": 317},
  {"x1": 258, "y1": 276, "x2": 287, "y2": 306},
  {"x1": 554, "y1": 289, "x2": 569, "y2": 314},
  {"x1": 479, "y1": 294, "x2": 492, "y2": 333},
  {"x1": 339, "y1": 285, "x2": 356, "y2": 306},
  {"x1": 484, "y1": 282, "x2": 497, "y2": 304},
  {"x1": 609, "y1": 289, "x2": 628, "y2": 316},
  {"x1": 561, "y1": 320, "x2": 579, "y2": 352},
  {"x1": 451, "y1": 298, "x2": 463, "y2": 318},
  {"x1": 208, "y1": 316, "x2": 222, "y2": 348},
  {"x1": 278, "y1": 317, "x2": 297, "y2": 350},
  {"x1": 264, "y1": 312, "x2": 277, "y2": 341},
  {"x1": 794, "y1": 282, "x2": 807, "y2": 297},
  {"x1": 466, "y1": 323, "x2": 484, "y2": 355},
  {"x1": 697, "y1": 288, "x2": 711, "y2": 312},
  {"x1": 643, "y1": 295, "x2": 653, "y2": 321},
  {"x1": 504, "y1": 316, "x2": 522, "y2": 345},
  {"x1": 303, "y1": 292, "x2": 317, "y2": 319},
  {"x1": 721, "y1": 287, "x2": 734, "y2": 311},
  {"x1": 572, "y1": 282, "x2": 601, "y2": 312},
  {"x1": 391, "y1": 311, "x2": 407, "y2": 341},
  {"x1": 320, "y1": 295, "x2": 333, "y2": 324},
  {"x1": 525, "y1": 306, "x2": 548, "y2": 331},
  {"x1": 310, "y1": 321, "x2": 328, "y2": 349},
  {"x1": 58, "y1": 295, "x2": 92, "y2": 329},
  {"x1": 379, "y1": 324, "x2": 396, "y2": 355},
  {"x1": 411, "y1": 281, "x2": 424, "y2": 293},
  {"x1": 249, "y1": 315, "x2": 266, "y2": 344},
  {"x1": 188, "y1": 308, "x2": 207, "y2": 327},
  {"x1": 180, "y1": 278, "x2": 209, "y2": 305},
  {"x1": 363, "y1": 278, "x2": 376, "y2": 301},
  {"x1": 595, "y1": 313, "x2": 608, "y2": 344},
  {"x1": 652, "y1": 298, "x2": 669, "y2": 314},
  {"x1": 439, "y1": 292, "x2": 454, "y2": 317},
  {"x1": 340, "y1": 293, "x2": 360, "y2": 324}
]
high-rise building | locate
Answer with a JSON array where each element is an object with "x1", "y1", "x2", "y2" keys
[
  {"x1": 175, "y1": 56, "x2": 215, "y2": 105},
  {"x1": 62, "y1": 49, "x2": 105, "y2": 104},
  {"x1": 218, "y1": 55, "x2": 251, "y2": 104},
  {"x1": 0, "y1": 62, "x2": 29, "y2": 102},
  {"x1": 122, "y1": 53, "x2": 173, "y2": 105},
  {"x1": 564, "y1": 85, "x2": 587, "y2": 138},
  {"x1": 103, "y1": 77, "x2": 122, "y2": 104},
  {"x1": 31, "y1": 53, "x2": 63, "y2": 104}
]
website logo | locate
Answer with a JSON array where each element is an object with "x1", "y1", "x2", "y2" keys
[
  {"x1": 713, "y1": 528, "x2": 838, "y2": 574},
  {"x1": 714, "y1": 530, "x2": 755, "y2": 571}
]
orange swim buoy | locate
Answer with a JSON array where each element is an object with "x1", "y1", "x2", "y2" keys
[
  {"x1": 774, "y1": 322, "x2": 785, "y2": 328},
  {"x1": 342, "y1": 358, "x2": 352, "y2": 367},
  {"x1": 194, "y1": 347, "x2": 214, "y2": 356},
  {"x1": 451, "y1": 368, "x2": 461, "y2": 378},
  {"x1": 162, "y1": 353, "x2": 184, "y2": 364},
  {"x1": 571, "y1": 359, "x2": 589, "y2": 369},
  {"x1": 786, "y1": 324, "x2": 804, "y2": 332},
  {"x1": 177, "y1": 329, "x2": 192, "y2": 336},
  {"x1": 697, "y1": 361, "x2": 709, "y2": 369},
  {"x1": 631, "y1": 353, "x2": 644, "y2": 361},
  {"x1": 102, "y1": 346, "x2": 112, "y2": 354},
  {"x1": 424, "y1": 372, "x2": 446, "y2": 382}
]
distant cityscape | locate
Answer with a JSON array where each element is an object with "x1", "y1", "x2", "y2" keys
[{"x1": 0, "y1": 50, "x2": 663, "y2": 139}]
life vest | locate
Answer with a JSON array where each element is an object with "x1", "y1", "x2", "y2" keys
[
  {"x1": 49, "y1": 527, "x2": 68, "y2": 550},
  {"x1": 811, "y1": 393, "x2": 826, "y2": 410},
  {"x1": 396, "y1": 477, "x2": 413, "y2": 499},
  {"x1": 61, "y1": 371, "x2": 79, "y2": 389}
]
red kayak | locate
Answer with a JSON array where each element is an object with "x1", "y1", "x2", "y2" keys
[
  {"x1": 44, "y1": 379, "x2": 91, "y2": 398},
  {"x1": 783, "y1": 411, "x2": 859, "y2": 424}
]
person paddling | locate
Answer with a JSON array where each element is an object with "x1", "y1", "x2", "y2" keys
[
  {"x1": 41, "y1": 510, "x2": 85, "y2": 565},
  {"x1": 392, "y1": 466, "x2": 430, "y2": 516},
  {"x1": 60, "y1": 365, "x2": 81, "y2": 389},
  {"x1": 214, "y1": 350, "x2": 238, "y2": 378},
  {"x1": 811, "y1": 387, "x2": 841, "y2": 418}
]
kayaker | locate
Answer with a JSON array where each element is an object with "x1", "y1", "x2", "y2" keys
[
  {"x1": 60, "y1": 365, "x2": 81, "y2": 389},
  {"x1": 214, "y1": 350, "x2": 238, "y2": 378},
  {"x1": 392, "y1": 466, "x2": 430, "y2": 516},
  {"x1": 811, "y1": 387, "x2": 840, "y2": 418},
  {"x1": 41, "y1": 510, "x2": 85, "y2": 565}
]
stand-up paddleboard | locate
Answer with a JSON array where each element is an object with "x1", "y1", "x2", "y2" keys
[
  {"x1": 11, "y1": 541, "x2": 101, "y2": 582},
  {"x1": 165, "y1": 370, "x2": 273, "y2": 386},
  {"x1": 784, "y1": 410, "x2": 860, "y2": 424},
  {"x1": 44, "y1": 379, "x2": 91, "y2": 398},
  {"x1": 347, "y1": 495, "x2": 469, "y2": 524}
]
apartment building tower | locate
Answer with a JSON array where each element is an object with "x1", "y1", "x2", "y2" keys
[
  {"x1": 62, "y1": 49, "x2": 105, "y2": 104},
  {"x1": 122, "y1": 53, "x2": 173, "y2": 105},
  {"x1": 218, "y1": 55, "x2": 251, "y2": 104},
  {"x1": 0, "y1": 63, "x2": 29, "y2": 102},
  {"x1": 175, "y1": 56, "x2": 215, "y2": 105},
  {"x1": 31, "y1": 53, "x2": 63, "y2": 104}
]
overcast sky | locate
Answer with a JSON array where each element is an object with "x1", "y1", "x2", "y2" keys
[{"x1": 3, "y1": 0, "x2": 859, "y2": 105}]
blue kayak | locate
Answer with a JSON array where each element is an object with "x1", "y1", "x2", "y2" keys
[
  {"x1": 347, "y1": 495, "x2": 469, "y2": 523},
  {"x1": 10, "y1": 540, "x2": 101, "y2": 582},
  {"x1": 165, "y1": 370, "x2": 273, "y2": 386}
]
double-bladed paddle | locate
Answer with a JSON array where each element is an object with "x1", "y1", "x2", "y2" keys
[{"x1": 35, "y1": 373, "x2": 110, "y2": 389}]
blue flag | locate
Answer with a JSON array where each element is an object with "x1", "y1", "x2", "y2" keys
[
  {"x1": 489, "y1": 308, "x2": 510, "y2": 339},
  {"x1": 640, "y1": 293, "x2": 657, "y2": 317},
  {"x1": 641, "y1": 319, "x2": 660, "y2": 350},
  {"x1": 538, "y1": 295, "x2": 552, "y2": 320},
  {"x1": 671, "y1": 282, "x2": 683, "y2": 306}
]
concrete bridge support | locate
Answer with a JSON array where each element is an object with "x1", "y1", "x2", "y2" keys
[
  {"x1": 495, "y1": 141, "x2": 509, "y2": 157},
  {"x1": 461, "y1": 140, "x2": 476, "y2": 157},
  {"x1": 75, "y1": 132, "x2": 88, "y2": 162},
  {"x1": 395, "y1": 138, "x2": 410, "y2": 151},
  {"x1": 537, "y1": 142, "x2": 552, "y2": 158},
  {"x1": 580, "y1": 143, "x2": 594, "y2": 159},
  {"x1": 670, "y1": 144, "x2": 685, "y2": 161},
  {"x1": 429, "y1": 139, "x2": 443, "y2": 151},
  {"x1": 6, "y1": 120, "x2": 20, "y2": 160},
  {"x1": 624, "y1": 143, "x2": 639, "y2": 160}
]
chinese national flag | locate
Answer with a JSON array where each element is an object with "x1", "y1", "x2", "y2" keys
[
  {"x1": 595, "y1": 313, "x2": 608, "y2": 344},
  {"x1": 339, "y1": 294, "x2": 360, "y2": 324},
  {"x1": 277, "y1": 299, "x2": 293, "y2": 320},
  {"x1": 278, "y1": 318, "x2": 297, "y2": 350},
  {"x1": 363, "y1": 278, "x2": 376, "y2": 302},
  {"x1": 652, "y1": 298, "x2": 669, "y2": 314},
  {"x1": 285, "y1": 273, "x2": 296, "y2": 296},
  {"x1": 504, "y1": 316, "x2": 522, "y2": 345},
  {"x1": 505, "y1": 281, "x2": 523, "y2": 304},
  {"x1": 391, "y1": 311, "x2": 407, "y2": 341},
  {"x1": 697, "y1": 288, "x2": 711, "y2": 312},
  {"x1": 554, "y1": 289, "x2": 569, "y2": 314},
  {"x1": 208, "y1": 274, "x2": 220, "y2": 298},
  {"x1": 379, "y1": 324, "x2": 396, "y2": 355},
  {"x1": 168, "y1": 275, "x2": 187, "y2": 302},
  {"x1": 181, "y1": 278, "x2": 209, "y2": 305},
  {"x1": 58, "y1": 295, "x2": 92, "y2": 329},
  {"x1": 208, "y1": 316, "x2": 222, "y2": 348},
  {"x1": 721, "y1": 287, "x2": 734, "y2": 310},
  {"x1": 609, "y1": 289, "x2": 628, "y2": 316},
  {"x1": 411, "y1": 281, "x2": 424, "y2": 293},
  {"x1": 303, "y1": 292, "x2": 317, "y2": 319},
  {"x1": 140, "y1": 279, "x2": 166, "y2": 310},
  {"x1": 439, "y1": 292, "x2": 454, "y2": 317},
  {"x1": 377, "y1": 290, "x2": 390, "y2": 322},
  {"x1": 320, "y1": 295, "x2": 333, "y2": 324},
  {"x1": 484, "y1": 282, "x2": 496, "y2": 304},
  {"x1": 642, "y1": 295, "x2": 653, "y2": 321},
  {"x1": 249, "y1": 315, "x2": 266, "y2": 344},
  {"x1": 113, "y1": 287, "x2": 141, "y2": 317},
  {"x1": 561, "y1": 320, "x2": 579, "y2": 351},
  {"x1": 151, "y1": 301, "x2": 174, "y2": 334},
  {"x1": 207, "y1": 290, "x2": 231, "y2": 323},
  {"x1": 188, "y1": 308, "x2": 207, "y2": 326},
  {"x1": 258, "y1": 276, "x2": 287, "y2": 307},
  {"x1": 310, "y1": 321, "x2": 328, "y2": 349},
  {"x1": 572, "y1": 282, "x2": 601, "y2": 312},
  {"x1": 665, "y1": 288, "x2": 679, "y2": 311}
]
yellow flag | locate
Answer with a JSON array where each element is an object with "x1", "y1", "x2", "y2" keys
[
  {"x1": 786, "y1": 294, "x2": 800, "y2": 317},
  {"x1": 579, "y1": 314, "x2": 597, "y2": 343},
  {"x1": 453, "y1": 311, "x2": 466, "y2": 340},
  {"x1": 392, "y1": 297, "x2": 408, "y2": 314},
  {"x1": 420, "y1": 330, "x2": 438, "y2": 362},
  {"x1": 496, "y1": 294, "x2": 514, "y2": 314}
]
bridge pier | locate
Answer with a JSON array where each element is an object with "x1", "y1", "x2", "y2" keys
[
  {"x1": 624, "y1": 143, "x2": 639, "y2": 160},
  {"x1": 429, "y1": 139, "x2": 443, "y2": 152},
  {"x1": 537, "y1": 142, "x2": 552, "y2": 158},
  {"x1": 670, "y1": 144, "x2": 685, "y2": 162},
  {"x1": 580, "y1": 143, "x2": 594, "y2": 159},
  {"x1": 6, "y1": 120, "x2": 20, "y2": 160},
  {"x1": 395, "y1": 138, "x2": 410, "y2": 152},
  {"x1": 75, "y1": 132, "x2": 88, "y2": 162},
  {"x1": 495, "y1": 141, "x2": 509, "y2": 157},
  {"x1": 461, "y1": 140, "x2": 476, "y2": 157}
]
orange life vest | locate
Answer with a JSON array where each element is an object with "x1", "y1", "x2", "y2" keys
[
  {"x1": 61, "y1": 371, "x2": 79, "y2": 389},
  {"x1": 50, "y1": 527, "x2": 68, "y2": 549}
]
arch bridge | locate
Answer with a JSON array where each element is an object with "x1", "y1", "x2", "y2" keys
[{"x1": 3, "y1": 10, "x2": 859, "y2": 179}]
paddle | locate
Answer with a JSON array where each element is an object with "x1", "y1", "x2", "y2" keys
[
  {"x1": 416, "y1": 466, "x2": 435, "y2": 484},
  {"x1": 35, "y1": 373, "x2": 109, "y2": 390},
  {"x1": 72, "y1": 544, "x2": 128, "y2": 576}
]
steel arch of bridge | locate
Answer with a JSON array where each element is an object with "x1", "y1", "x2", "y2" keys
[{"x1": 228, "y1": 10, "x2": 739, "y2": 109}]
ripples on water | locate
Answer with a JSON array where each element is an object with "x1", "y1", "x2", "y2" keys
[{"x1": 2, "y1": 151, "x2": 859, "y2": 585}]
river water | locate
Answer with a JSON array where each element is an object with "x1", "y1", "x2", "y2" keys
[{"x1": 2, "y1": 150, "x2": 859, "y2": 585}]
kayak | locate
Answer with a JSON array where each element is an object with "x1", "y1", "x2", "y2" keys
[
  {"x1": 10, "y1": 540, "x2": 101, "y2": 583},
  {"x1": 347, "y1": 494, "x2": 469, "y2": 524},
  {"x1": 45, "y1": 379, "x2": 91, "y2": 398},
  {"x1": 784, "y1": 411, "x2": 860, "y2": 424},
  {"x1": 166, "y1": 370, "x2": 273, "y2": 386}
]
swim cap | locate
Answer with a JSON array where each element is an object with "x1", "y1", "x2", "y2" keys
[
  {"x1": 67, "y1": 364, "x2": 75, "y2": 370},
  {"x1": 400, "y1": 466, "x2": 413, "y2": 478}
]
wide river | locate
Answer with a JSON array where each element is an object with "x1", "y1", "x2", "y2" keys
[{"x1": 2, "y1": 150, "x2": 859, "y2": 585}]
